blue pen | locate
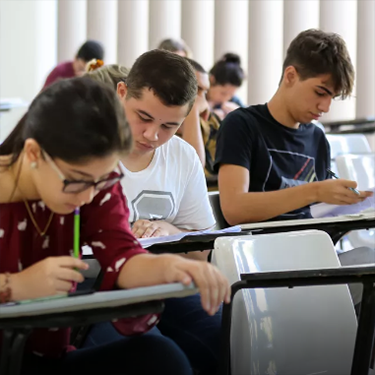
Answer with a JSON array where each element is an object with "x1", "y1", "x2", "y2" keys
[{"x1": 326, "y1": 169, "x2": 360, "y2": 195}]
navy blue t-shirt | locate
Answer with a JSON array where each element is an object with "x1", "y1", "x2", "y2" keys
[{"x1": 214, "y1": 104, "x2": 331, "y2": 220}]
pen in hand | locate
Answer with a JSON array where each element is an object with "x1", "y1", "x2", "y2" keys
[{"x1": 326, "y1": 169, "x2": 360, "y2": 195}]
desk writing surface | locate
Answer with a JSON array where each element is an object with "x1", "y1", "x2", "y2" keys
[
  {"x1": 0, "y1": 283, "x2": 198, "y2": 319},
  {"x1": 240, "y1": 212, "x2": 375, "y2": 231}
]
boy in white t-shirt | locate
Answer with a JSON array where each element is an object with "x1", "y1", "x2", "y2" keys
[
  {"x1": 86, "y1": 52, "x2": 222, "y2": 375},
  {"x1": 117, "y1": 50, "x2": 215, "y2": 262}
]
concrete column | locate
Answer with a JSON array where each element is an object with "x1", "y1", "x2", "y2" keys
[
  {"x1": 181, "y1": 0, "x2": 215, "y2": 70},
  {"x1": 356, "y1": 0, "x2": 375, "y2": 118},
  {"x1": 149, "y1": 0, "x2": 181, "y2": 50},
  {"x1": 214, "y1": 0, "x2": 249, "y2": 104},
  {"x1": 320, "y1": 0, "x2": 358, "y2": 122},
  {"x1": 283, "y1": 0, "x2": 320, "y2": 57},
  {"x1": 118, "y1": 0, "x2": 149, "y2": 69},
  {"x1": 247, "y1": 0, "x2": 284, "y2": 105},
  {"x1": 57, "y1": 0, "x2": 87, "y2": 63},
  {"x1": 87, "y1": 0, "x2": 118, "y2": 64},
  {"x1": 0, "y1": 0, "x2": 57, "y2": 140}
]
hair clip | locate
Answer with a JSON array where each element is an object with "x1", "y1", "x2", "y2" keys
[{"x1": 86, "y1": 59, "x2": 104, "y2": 72}]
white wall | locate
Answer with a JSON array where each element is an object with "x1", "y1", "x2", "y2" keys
[
  {"x1": 0, "y1": 0, "x2": 374, "y2": 138},
  {"x1": 0, "y1": 0, "x2": 57, "y2": 142}
]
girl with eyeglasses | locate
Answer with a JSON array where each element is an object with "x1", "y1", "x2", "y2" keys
[{"x1": 0, "y1": 77, "x2": 230, "y2": 375}]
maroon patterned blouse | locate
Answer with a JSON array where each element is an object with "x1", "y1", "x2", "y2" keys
[{"x1": 0, "y1": 182, "x2": 159, "y2": 358}]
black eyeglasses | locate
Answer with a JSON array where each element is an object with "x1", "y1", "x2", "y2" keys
[{"x1": 44, "y1": 151, "x2": 124, "y2": 194}]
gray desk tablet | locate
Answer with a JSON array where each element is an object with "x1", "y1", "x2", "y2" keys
[
  {"x1": 0, "y1": 283, "x2": 198, "y2": 319},
  {"x1": 0, "y1": 283, "x2": 198, "y2": 375}
]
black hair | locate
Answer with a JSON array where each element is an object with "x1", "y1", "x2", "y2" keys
[
  {"x1": 185, "y1": 58, "x2": 206, "y2": 74},
  {"x1": 126, "y1": 49, "x2": 197, "y2": 112},
  {"x1": 282, "y1": 29, "x2": 354, "y2": 99},
  {"x1": 209, "y1": 53, "x2": 245, "y2": 87},
  {"x1": 0, "y1": 77, "x2": 132, "y2": 167},
  {"x1": 76, "y1": 40, "x2": 104, "y2": 62}
]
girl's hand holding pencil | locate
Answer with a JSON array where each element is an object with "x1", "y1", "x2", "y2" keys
[{"x1": 9, "y1": 256, "x2": 89, "y2": 301}]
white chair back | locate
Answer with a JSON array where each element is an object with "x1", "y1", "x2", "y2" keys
[
  {"x1": 212, "y1": 230, "x2": 357, "y2": 375},
  {"x1": 326, "y1": 134, "x2": 372, "y2": 160},
  {"x1": 335, "y1": 154, "x2": 375, "y2": 248},
  {"x1": 335, "y1": 153, "x2": 375, "y2": 190}
]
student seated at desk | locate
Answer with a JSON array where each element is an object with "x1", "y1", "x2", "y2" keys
[
  {"x1": 177, "y1": 58, "x2": 221, "y2": 186},
  {"x1": 86, "y1": 51, "x2": 223, "y2": 375},
  {"x1": 207, "y1": 53, "x2": 245, "y2": 121},
  {"x1": 215, "y1": 29, "x2": 373, "y2": 225},
  {"x1": 87, "y1": 52, "x2": 215, "y2": 260},
  {"x1": 0, "y1": 77, "x2": 230, "y2": 375}
]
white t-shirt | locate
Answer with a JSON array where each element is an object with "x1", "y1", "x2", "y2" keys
[{"x1": 120, "y1": 136, "x2": 215, "y2": 231}]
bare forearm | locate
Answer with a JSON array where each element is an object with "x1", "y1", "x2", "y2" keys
[
  {"x1": 180, "y1": 250, "x2": 210, "y2": 261},
  {"x1": 117, "y1": 253, "x2": 173, "y2": 289},
  {"x1": 181, "y1": 110, "x2": 206, "y2": 166},
  {"x1": 222, "y1": 183, "x2": 318, "y2": 224}
]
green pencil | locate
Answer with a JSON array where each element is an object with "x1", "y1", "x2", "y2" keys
[{"x1": 74, "y1": 207, "x2": 80, "y2": 258}]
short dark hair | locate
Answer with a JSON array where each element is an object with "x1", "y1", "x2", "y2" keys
[
  {"x1": 76, "y1": 40, "x2": 104, "y2": 62},
  {"x1": 0, "y1": 77, "x2": 132, "y2": 167},
  {"x1": 282, "y1": 29, "x2": 354, "y2": 99},
  {"x1": 185, "y1": 58, "x2": 206, "y2": 74},
  {"x1": 209, "y1": 53, "x2": 245, "y2": 87},
  {"x1": 126, "y1": 49, "x2": 198, "y2": 111}
]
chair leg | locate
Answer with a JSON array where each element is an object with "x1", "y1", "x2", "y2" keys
[
  {"x1": 0, "y1": 329, "x2": 14, "y2": 375},
  {"x1": 9, "y1": 329, "x2": 32, "y2": 375},
  {"x1": 351, "y1": 283, "x2": 375, "y2": 374},
  {"x1": 0, "y1": 328, "x2": 31, "y2": 375}
]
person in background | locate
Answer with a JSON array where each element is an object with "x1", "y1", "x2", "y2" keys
[
  {"x1": 158, "y1": 38, "x2": 192, "y2": 58},
  {"x1": 207, "y1": 53, "x2": 245, "y2": 120},
  {"x1": 178, "y1": 58, "x2": 221, "y2": 185},
  {"x1": 42, "y1": 40, "x2": 104, "y2": 89}
]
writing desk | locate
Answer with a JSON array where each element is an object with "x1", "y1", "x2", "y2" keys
[
  {"x1": 143, "y1": 213, "x2": 375, "y2": 254},
  {"x1": 241, "y1": 212, "x2": 375, "y2": 244},
  {"x1": 324, "y1": 117, "x2": 375, "y2": 134},
  {"x1": 0, "y1": 283, "x2": 198, "y2": 375},
  {"x1": 147, "y1": 230, "x2": 251, "y2": 254}
]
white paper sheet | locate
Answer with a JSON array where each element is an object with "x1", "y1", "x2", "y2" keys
[
  {"x1": 311, "y1": 187, "x2": 375, "y2": 218},
  {"x1": 138, "y1": 226, "x2": 242, "y2": 248}
]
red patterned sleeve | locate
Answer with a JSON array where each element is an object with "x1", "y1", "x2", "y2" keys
[{"x1": 80, "y1": 182, "x2": 160, "y2": 335}]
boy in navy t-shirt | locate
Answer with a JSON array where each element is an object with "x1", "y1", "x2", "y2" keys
[{"x1": 215, "y1": 29, "x2": 373, "y2": 224}]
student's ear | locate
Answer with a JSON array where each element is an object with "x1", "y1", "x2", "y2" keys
[
  {"x1": 283, "y1": 66, "x2": 298, "y2": 87},
  {"x1": 209, "y1": 74, "x2": 216, "y2": 86},
  {"x1": 24, "y1": 139, "x2": 42, "y2": 168},
  {"x1": 117, "y1": 82, "x2": 127, "y2": 99}
]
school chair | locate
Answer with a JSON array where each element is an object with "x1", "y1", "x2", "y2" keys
[
  {"x1": 335, "y1": 153, "x2": 375, "y2": 249},
  {"x1": 212, "y1": 230, "x2": 360, "y2": 375},
  {"x1": 208, "y1": 191, "x2": 229, "y2": 230},
  {"x1": 326, "y1": 134, "x2": 372, "y2": 160}
]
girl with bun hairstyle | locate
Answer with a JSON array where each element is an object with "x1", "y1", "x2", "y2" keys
[{"x1": 208, "y1": 53, "x2": 246, "y2": 119}]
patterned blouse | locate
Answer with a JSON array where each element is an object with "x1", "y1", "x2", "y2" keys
[{"x1": 0, "y1": 182, "x2": 159, "y2": 358}]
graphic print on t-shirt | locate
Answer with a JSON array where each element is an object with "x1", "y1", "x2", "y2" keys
[
  {"x1": 131, "y1": 190, "x2": 176, "y2": 223},
  {"x1": 268, "y1": 149, "x2": 317, "y2": 190}
]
